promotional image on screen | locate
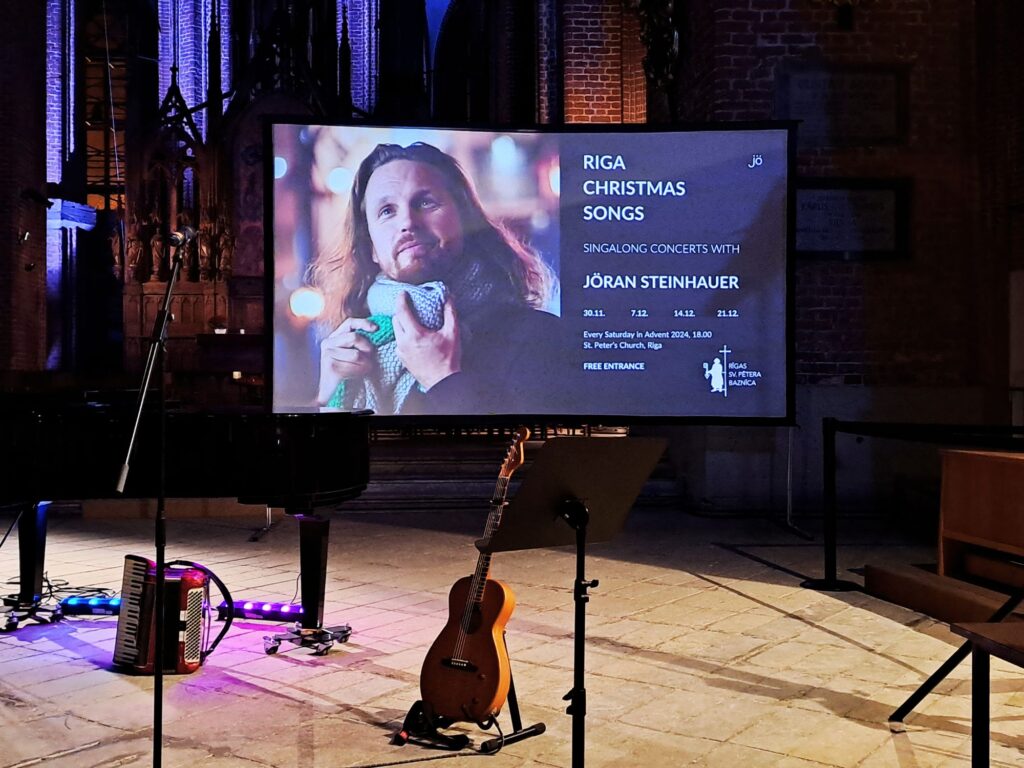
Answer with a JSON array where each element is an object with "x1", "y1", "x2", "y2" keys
[{"x1": 269, "y1": 123, "x2": 792, "y2": 421}]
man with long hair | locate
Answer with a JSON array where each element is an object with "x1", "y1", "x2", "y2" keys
[{"x1": 309, "y1": 142, "x2": 564, "y2": 415}]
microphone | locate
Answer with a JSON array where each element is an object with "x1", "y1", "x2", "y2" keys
[{"x1": 167, "y1": 227, "x2": 196, "y2": 246}]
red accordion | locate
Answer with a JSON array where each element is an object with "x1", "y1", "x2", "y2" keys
[{"x1": 113, "y1": 554, "x2": 208, "y2": 675}]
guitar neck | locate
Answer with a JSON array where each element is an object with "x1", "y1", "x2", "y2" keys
[
  {"x1": 467, "y1": 478, "x2": 511, "y2": 605},
  {"x1": 459, "y1": 428, "x2": 528, "y2": 623}
]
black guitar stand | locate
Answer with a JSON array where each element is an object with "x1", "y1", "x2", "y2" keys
[
  {"x1": 393, "y1": 644, "x2": 544, "y2": 754},
  {"x1": 392, "y1": 700, "x2": 470, "y2": 751},
  {"x1": 262, "y1": 512, "x2": 351, "y2": 655},
  {"x1": 486, "y1": 436, "x2": 667, "y2": 768},
  {"x1": 480, "y1": 660, "x2": 547, "y2": 754},
  {"x1": 1, "y1": 503, "x2": 63, "y2": 632}
]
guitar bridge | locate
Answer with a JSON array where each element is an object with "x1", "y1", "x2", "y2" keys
[{"x1": 442, "y1": 657, "x2": 478, "y2": 673}]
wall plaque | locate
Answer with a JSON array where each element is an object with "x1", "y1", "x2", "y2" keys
[
  {"x1": 795, "y1": 178, "x2": 911, "y2": 260},
  {"x1": 776, "y1": 64, "x2": 908, "y2": 147}
]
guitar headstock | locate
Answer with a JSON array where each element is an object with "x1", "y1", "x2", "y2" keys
[{"x1": 499, "y1": 427, "x2": 531, "y2": 479}]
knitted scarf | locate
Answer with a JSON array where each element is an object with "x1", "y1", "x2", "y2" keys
[
  {"x1": 326, "y1": 277, "x2": 444, "y2": 414},
  {"x1": 325, "y1": 259, "x2": 517, "y2": 414}
]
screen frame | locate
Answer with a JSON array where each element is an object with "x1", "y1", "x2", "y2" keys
[{"x1": 263, "y1": 118, "x2": 797, "y2": 428}]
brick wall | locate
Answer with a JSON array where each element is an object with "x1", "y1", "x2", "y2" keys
[
  {"x1": 348, "y1": 0, "x2": 377, "y2": 114},
  {"x1": 620, "y1": 5, "x2": 645, "y2": 123},
  {"x1": 562, "y1": 0, "x2": 645, "y2": 124},
  {"x1": 536, "y1": 2, "x2": 555, "y2": 122},
  {"x1": 676, "y1": 0, "x2": 717, "y2": 122},
  {"x1": 975, "y1": 3, "x2": 1024, "y2": 398},
  {"x1": 156, "y1": 0, "x2": 227, "y2": 140},
  {"x1": 975, "y1": 5, "x2": 1024, "y2": 264},
  {"x1": 0, "y1": 5, "x2": 48, "y2": 371},
  {"x1": 46, "y1": 0, "x2": 67, "y2": 183},
  {"x1": 670, "y1": 1, "x2": 986, "y2": 393}
]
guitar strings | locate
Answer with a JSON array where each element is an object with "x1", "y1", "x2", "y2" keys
[{"x1": 451, "y1": 470, "x2": 510, "y2": 661}]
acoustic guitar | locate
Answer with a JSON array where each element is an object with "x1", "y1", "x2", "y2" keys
[{"x1": 419, "y1": 427, "x2": 530, "y2": 726}]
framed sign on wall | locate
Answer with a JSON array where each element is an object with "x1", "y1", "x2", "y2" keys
[
  {"x1": 795, "y1": 178, "x2": 912, "y2": 261},
  {"x1": 776, "y1": 63, "x2": 909, "y2": 148}
]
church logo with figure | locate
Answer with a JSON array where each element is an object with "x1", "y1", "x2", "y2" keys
[{"x1": 702, "y1": 345, "x2": 731, "y2": 396}]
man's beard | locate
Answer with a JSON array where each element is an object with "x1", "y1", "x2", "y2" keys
[{"x1": 392, "y1": 243, "x2": 458, "y2": 285}]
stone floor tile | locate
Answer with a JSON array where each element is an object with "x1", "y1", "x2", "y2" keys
[
  {"x1": 0, "y1": 509, "x2": 1016, "y2": 766},
  {"x1": 786, "y1": 714, "x2": 891, "y2": 765}
]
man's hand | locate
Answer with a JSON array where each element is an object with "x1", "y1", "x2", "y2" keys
[
  {"x1": 317, "y1": 317, "x2": 379, "y2": 405},
  {"x1": 393, "y1": 292, "x2": 461, "y2": 390}
]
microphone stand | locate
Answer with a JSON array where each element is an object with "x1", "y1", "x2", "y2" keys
[{"x1": 116, "y1": 237, "x2": 185, "y2": 768}]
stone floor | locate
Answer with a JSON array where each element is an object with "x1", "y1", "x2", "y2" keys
[{"x1": 1, "y1": 503, "x2": 1022, "y2": 767}]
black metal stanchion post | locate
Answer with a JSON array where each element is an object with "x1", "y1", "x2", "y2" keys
[{"x1": 802, "y1": 417, "x2": 859, "y2": 591}]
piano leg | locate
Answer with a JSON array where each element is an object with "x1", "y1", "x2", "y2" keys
[
  {"x1": 2, "y1": 502, "x2": 63, "y2": 632},
  {"x1": 262, "y1": 512, "x2": 351, "y2": 655}
]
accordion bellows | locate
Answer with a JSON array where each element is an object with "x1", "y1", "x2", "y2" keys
[{"x1": 113, "y1": 554, "x2": 207, "y2": 675}]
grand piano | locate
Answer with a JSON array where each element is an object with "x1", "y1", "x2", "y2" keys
[{"x1": 0, "y1": 392, "x2": 370, "y2": 645}]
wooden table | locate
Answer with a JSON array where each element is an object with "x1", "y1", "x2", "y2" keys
[{"x1": 949, "y1": 621, "x2": 1024, "y2": 767}]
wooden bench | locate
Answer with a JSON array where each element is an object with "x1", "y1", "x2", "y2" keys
[{"x1": 939, "y1": 449, "x2": 1024, "y2": 583}]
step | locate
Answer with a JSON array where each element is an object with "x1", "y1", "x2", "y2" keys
[{"x1": 864, "y1": 563, "x2": 1024, "y2": 624}]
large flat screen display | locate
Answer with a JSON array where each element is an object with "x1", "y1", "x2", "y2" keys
[{"x1": 269, "y1": 122, "x2": 793, "y2": 422}]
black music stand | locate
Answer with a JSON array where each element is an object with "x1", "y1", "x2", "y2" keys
[{"x1": 482, "y1": 436, "x2": 666, "y2": 768}]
